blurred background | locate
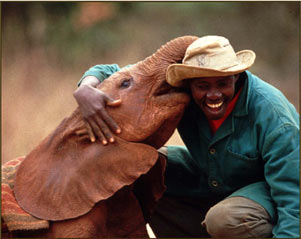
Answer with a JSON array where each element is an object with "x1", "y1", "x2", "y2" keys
[{"x1": 2, "y1": 2, "x2": 299, "y2": 164}]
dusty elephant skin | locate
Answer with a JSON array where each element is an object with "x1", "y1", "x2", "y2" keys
[{"x1": 7, "y1": 36, "x2": 198, "y2": 238}]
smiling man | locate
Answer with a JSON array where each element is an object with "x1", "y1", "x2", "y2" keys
[
  {"x1": 189, "y1": 75, "x2": 239, "y2": 120},
  {"x1": 74, "y1": 36, "x2": 300, "y2": 238}
]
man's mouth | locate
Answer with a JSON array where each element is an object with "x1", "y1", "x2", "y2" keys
[{"x1": 206, "y1": 102, "x2": 223, "y2": 109}]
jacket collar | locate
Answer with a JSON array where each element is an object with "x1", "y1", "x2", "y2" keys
[{"x1": 233, "y1": 71, "x2": 252, "y2": 117}]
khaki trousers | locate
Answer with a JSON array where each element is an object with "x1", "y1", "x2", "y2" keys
[
  {"x1": 150, "y1": 148, "x2": 274, "y2": 237},
  {"x1": 149, "y1": 195, "x2": 273, "y2": 238}
]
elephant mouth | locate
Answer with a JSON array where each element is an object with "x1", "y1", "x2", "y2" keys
[
  {"x1": 153, "y1": 80, "x2": 190, "y2": 107},
  {"x1": 153, "y1": 81, "x2": 179, "y2": 96}
]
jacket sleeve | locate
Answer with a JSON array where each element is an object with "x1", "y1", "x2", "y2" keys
[
  {"x1": 77, "y1": 64, "x2": 121, "y2": 86},
  {"x1": 262, "y1": 123, "x2": 300, "y2": 238}
]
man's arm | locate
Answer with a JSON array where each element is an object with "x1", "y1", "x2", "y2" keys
[
  {"x1": 74, "y1": 64, "x2": 121, "y2": 144},
  {"x1": 262, "y1": 124, "x2": 300, "y2": 238},
  {"x1": 78, "y1": 64, "x2": 121, "y2": 86}
]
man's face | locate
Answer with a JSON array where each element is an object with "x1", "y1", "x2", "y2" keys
[{"x1": 189, "y1": 75, "x2": 238, "y2": 120}]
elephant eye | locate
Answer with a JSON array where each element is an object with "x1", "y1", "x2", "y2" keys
[{"x1": 120, "y1": 78, "x2": 132, "y2": 89}]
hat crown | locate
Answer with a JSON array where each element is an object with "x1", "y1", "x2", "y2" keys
[
  {"x1": 183, "y1": 36, "x2": 239, "y2": 71},
  {"x1": 166, "y1": 35, "x2": 256, "y2": 87}
]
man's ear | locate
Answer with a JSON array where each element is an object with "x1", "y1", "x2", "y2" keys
[
  {"x1": 14, "y1": 137, "x2": 158, "y2": 221},
  {"x1": 233, "y1": 74, "x2": 240, "y2": 83}
]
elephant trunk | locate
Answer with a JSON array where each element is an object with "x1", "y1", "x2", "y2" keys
[{"x1": 134, "y1": 36, "x2": 198, "y2": 82}]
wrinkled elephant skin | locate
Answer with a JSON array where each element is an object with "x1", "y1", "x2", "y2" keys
[{"x1": 10, "y1": 36, "x2": 198, "y2": 238}]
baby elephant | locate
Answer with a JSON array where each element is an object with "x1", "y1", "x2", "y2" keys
[{"x1": 2, "y1": 35, "x2": 198, "y2": 238}]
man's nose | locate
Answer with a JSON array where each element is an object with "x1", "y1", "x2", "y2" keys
[{"x1": 206, "y1": 89, "x2": 222, "y2": 101}]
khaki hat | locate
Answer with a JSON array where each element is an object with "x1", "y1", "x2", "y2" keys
[{"x1": 166, "y1": 35, "x2": 256, "y2": 87}]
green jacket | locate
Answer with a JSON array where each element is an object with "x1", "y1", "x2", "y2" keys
[{"x1": 81, "y1": 65, "x2": 300, "y2": 238}]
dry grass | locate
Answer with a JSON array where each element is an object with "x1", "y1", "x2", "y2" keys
[{"x1": 2, "y1": 51, "x2": 77, "y2": 163}]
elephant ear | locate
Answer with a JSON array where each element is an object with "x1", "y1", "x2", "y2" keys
[{"x1": 14, "y1": 135, "x2": 158, "y2": 221}]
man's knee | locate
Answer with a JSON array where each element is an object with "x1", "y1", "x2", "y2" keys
[{"x1": 202, "y1": 196, "x2": 273, "y2": 238}]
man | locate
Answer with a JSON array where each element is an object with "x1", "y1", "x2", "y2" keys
[{"x1": 74, "y1": 36, "x2": 299, "y2": 238}]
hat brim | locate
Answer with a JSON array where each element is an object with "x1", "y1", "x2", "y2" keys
[{"x1": 166, "y1": 50, "x2": 256, "y2": 87}]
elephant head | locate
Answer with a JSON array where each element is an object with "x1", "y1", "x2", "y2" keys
[
  {"x1": 13, "y1": 36, "x2": 198, "y2": 222},
  {"x1": 98, "y1": 36, "x2": 198, "y2": 148}
]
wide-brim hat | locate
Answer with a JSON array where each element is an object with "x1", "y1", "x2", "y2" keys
[{"x1": 167, "y1": 35, "x2": 256, "y2": 87}]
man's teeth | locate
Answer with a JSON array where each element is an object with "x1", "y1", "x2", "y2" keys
[{"x1": 207, "y1": 102, "x2": 223, "y2": 108}]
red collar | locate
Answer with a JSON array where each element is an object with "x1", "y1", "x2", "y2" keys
[{"x1": 208, "y1": 86, "x2": 243, "y2": 134}]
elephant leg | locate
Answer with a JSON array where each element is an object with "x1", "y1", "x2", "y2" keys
[
  {"x1": 106, "y1": 186, "x2": 149, "y2": 238},
  {"x1": 46, "y1": 202, "x2": 108, "y2": 238}
]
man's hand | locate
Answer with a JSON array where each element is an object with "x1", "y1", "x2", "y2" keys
[{"x1": 73, "y1": 76, "x2": 121, "y2": 144}]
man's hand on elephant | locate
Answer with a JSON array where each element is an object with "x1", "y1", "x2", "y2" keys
[{"x1": 73, "y1": 76, "x2": 122, "y2": 144}]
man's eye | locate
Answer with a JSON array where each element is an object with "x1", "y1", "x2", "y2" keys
[
  {"x1": 218, "y1": 83, "x2": 226, "y2": 87},
  {"x1": 120, "y1": 79, "x2": 131, "y2": 88},
  {"x1": 217, "y1": 82, "x2": 229, "y2": 88},
  {"x1": 196, "y1": 85, "x2": 208, "y2": 90}
]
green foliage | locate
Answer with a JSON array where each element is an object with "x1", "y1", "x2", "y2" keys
[{"x1": 2, "y1": 2, "x2": 299, "y2": 70}]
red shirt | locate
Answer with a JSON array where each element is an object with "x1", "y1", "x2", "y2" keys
[{"x1": 208, "y1": 86, "x2": 243, "y2": 134}]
